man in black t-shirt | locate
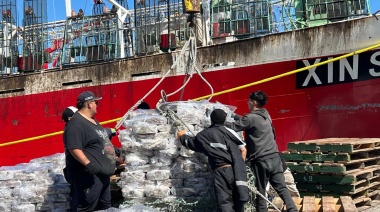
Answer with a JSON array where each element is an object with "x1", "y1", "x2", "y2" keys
[
  {"x1": 63, "y1": 91, "x2": 116, "y2": 211},
  {"x1": 62, "y1": 106, "x2": 124, "y2": 171}
]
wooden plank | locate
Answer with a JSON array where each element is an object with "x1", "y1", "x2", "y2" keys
[
  {"x1": 300, "y1": 192, "x2": 340, "y2": 198},
  {"x1": 288, "y1": 142, "x2": 319, "y2": 152},
  {"x1": 339, "y1": 196, "x2": 358, "y2": 212},
  {"x1": 271, "y1": 197, "x2": 284, "y2": 211},
  {"x1": 302, "y1": 196, "x2": 316, "y2": 212},
  {"x1": 282, "y1": 152, "x2": 350, "y2": 163},
  {"x1": 294, "y1": 173, "x2": 356, "y2": 185},
  {"x1": 287, "y1": 163, "x2": 322, "y2": 173},
  {"x1": 294, "y1": 166, "x2": 380, "y2": 185},
  {"x1": 293, "y1": 197, "x2": 303, "y2": 205},
  {"x1": 296, "y1": 177, "x2": 376, "y2": 194},
  {"x1": 320, "y1": 143, "x2": 354, "y2": 153},
  {"x1": 322, "y1": 196, "x2": 336, "y2": 212},
  {"x1": 289, "y1": 160, "x2": 380, "y2": 175},
  {"x1": 284, "y1": 149, "x2": 380, "y2": 163},
  {"x1": 287, "y1": 138, "x2": 348, "y2": 152},
  {"x1": 288, "y1": 138, "x2": 380, "y2": 154}
]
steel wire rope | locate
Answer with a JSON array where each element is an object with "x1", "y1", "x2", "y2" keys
[
  {"x1": 114, "y1": 37, "x2": 193, "y2": 129},
  {"x1": 2, "y1": 42, "x2": 380, "y2": 147},
  {"x1": 251, "y1": 185, "x2": 282, "y2": 212},
  {"x1": 163, "y1": 37, "x2": 214, "y2": 101}
]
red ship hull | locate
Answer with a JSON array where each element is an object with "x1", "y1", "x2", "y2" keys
[
  {"x1": 1, "y1": 16, "x2": 380, "y2": 166},
  {"x1": 1, "y1": 53, "x2": 380, "y2": 166}
]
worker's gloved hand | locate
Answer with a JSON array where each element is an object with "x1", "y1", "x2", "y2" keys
[
  {"x1": 85, "y1": 162, "x2": 99, "y2": 175},
  {"x1": 177, "y1": 130, "x2": 186, "y2": 140}
]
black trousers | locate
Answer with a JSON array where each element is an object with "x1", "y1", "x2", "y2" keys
[
  {"x1": 251, "y1": 156, "x2": 298, "y2": 212},
  {"x1": 71, "y1": 174, "x2": 111, "y2": 212},
  {"x1": 214, "y1": 166, "x2": 245, "y2": 212}
]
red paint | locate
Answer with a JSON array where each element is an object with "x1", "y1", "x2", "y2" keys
[{"x1": 1, "y1": 58, "x2": 380, "y2": 166}]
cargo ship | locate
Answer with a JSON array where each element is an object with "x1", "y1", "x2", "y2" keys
[{"x1": 0, "y1": 0, "x2": 379, "y2": 166}]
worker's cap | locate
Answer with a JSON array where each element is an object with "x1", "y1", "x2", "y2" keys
[
  {"x1": 137, "y1": 102, "x2": 150, "y2": 109},
  {"x1": 77, "y1": 91, "x2": 102, "y2": 103},
  {"x1": 210, "y1": 109, "x2": 227, "y2": 125},
  {"x1": 62, "y1": 106, "x2": 78, "y2": 123}
]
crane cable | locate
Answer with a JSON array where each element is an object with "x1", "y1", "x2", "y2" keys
[
  {"x1": 163, "y1": 36, "x2": 214, "y2": 100},
  {"x1": 115, "y1": 35, "x2": 214, "y2": 130},
  {"x1": 1, "y1": 42, "x2": 380, "y2": 147},
  {"x1": 115, "y1": 37, "x2": 194, "y2": 129}
]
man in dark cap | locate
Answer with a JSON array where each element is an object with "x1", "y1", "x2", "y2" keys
[
  {"x1": 62, "y1": 106, "x2": 78, "y2": 124},
  {"x1": 63, "y1": 91, "x2": 116, "y2": 211},
  {"x1": 137, "y1": 101, "x2": 150, "y2": 109},
  {"x1": 177, "y1": 109, "x2": 248, "y2": 211},
  {"x1": 62, "y1": 105, "x2": 123, "y2": 163},
  {"x1": 226, "y1": 90, "x2": 298, "y2": 212}
]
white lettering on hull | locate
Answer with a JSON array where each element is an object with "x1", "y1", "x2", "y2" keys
[
  {"x1": 297, "y1": 51, "x2": 380, "y2": 88},
  {"x1": 339, "y1": 55, "x2": 358, "y2": 82},
  {"x1": 302, "y1": 59, "x2": 322, "y2": 86},
  {"x1": 370, "y1": 51, "x2": 380, "y2": 77}
]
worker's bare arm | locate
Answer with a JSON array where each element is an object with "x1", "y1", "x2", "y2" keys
[{"x1": 69, "y1": 149, "x2": 90, "y2": 166}]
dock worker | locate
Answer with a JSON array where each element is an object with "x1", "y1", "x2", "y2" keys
[
  {"x1": 62, "y1": 105, "x2": 124, "y2": 168},
  {"x1": 63, "y1": 91, "x2": 116, "y2": 211},
  {"x1": 226, "y1": 90, "x2": 298, "y2": 212},
  {"x1": 137, "y1": 101, "x2": 150, "y2": 109},
  {"x1": 177, "y1": 109, "x2": 249, "y2": 211}
]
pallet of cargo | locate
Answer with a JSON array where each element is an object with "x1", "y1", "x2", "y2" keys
[
  {"x1": 352, "y1": 183, "x2": 380, "y2": 203},
  {"x1": 293, "y1": 165, "x2": 380, "y2": 185},
  {"x1": 299, "y1": 180, "x2": 380, "y2": 207},
  {"x1": 269, "y1": 196, "x2": 358, "y2": 212},
  {"x1": 282, "y1": 149, "x2": 380, "y2": 163},
  {"x1": 287, "y1": 138, "x2": 380, "y2": 153},
  {"x1": 296, "y1": 175, "x2": 380, "y2": 194},
  {"x1": 287, "y1": 157, "x2": 380, "y2": 174}
]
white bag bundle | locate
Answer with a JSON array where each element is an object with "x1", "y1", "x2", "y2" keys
[
  {"x1": 146, "y1": 170, "x2": 170, "y2": 181},
  {"x1": 144, "y1": 185, "x2": 170, "y2": 198}
]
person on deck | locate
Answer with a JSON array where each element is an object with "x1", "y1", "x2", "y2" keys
[
  {"x1": 77, "y1": 9, "x2": 84, "y2": 18},
  {"x1": 63, "y1": 91, "x2": 116, "y2": 211},
  {"x1": 177, "y1": 109, "x2": 249, "y2": 212},
  {"x1": 186, "y1": 12, "x2": 204, "y2": 46},
  {"x1": 226, "y1": 90, "x2": 298, "y2": 212}
]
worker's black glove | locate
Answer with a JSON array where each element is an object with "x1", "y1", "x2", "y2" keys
[
  {"x1": 230, "y1": 112, "x2": 241, "y2": 120},
  {"x1": 85, "y1": 162, "x2": 99, "y2": 175}
]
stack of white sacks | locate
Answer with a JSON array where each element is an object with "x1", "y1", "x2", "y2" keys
[
  {"x1": 118, "y1": 100, "x2": 236, "y2": 203},
  {"x1": 0, "y1": 153, "x2": 70, "y2": 211},
  {"x1": 0, "y1": 100, "x2": 237, "y2": 211}
]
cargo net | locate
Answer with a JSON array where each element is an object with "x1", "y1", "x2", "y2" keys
[{"x1": 117, "y1": 100, "x2": 257, "y2": 211}]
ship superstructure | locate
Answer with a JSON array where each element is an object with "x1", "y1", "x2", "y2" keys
[{"x1": 0, "y1": 0, "x2": 371, "y2": 74}]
